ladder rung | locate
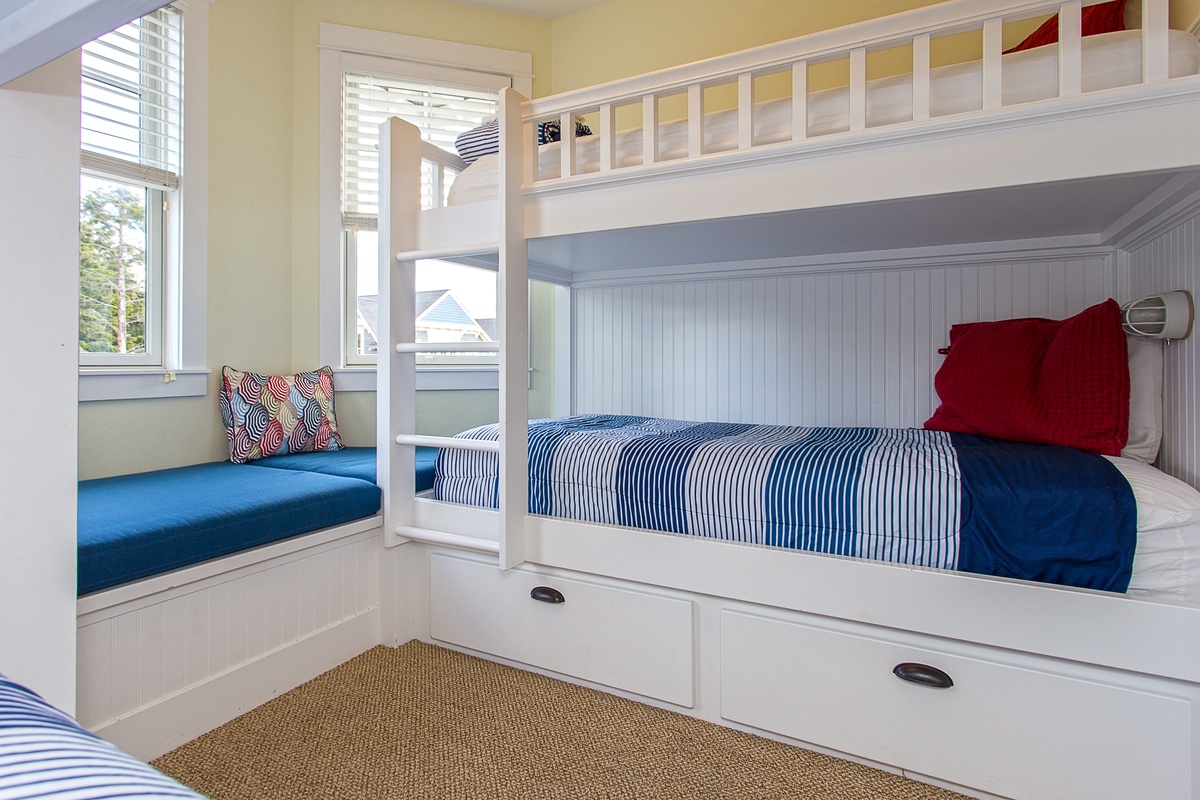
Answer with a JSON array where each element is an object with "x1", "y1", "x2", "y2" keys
[
  {"x1": 396, "y1": 525, "x2": 500, "y2": 555},
  {"x1": 396, "y1": 433, "x2": 500, "y2": 453},
  {"x1": 395, "y1": 341, "x2": 499, "y2": 354},
  {"x1": 395, "y1": 242, "x2": 499, "y2": 262}
]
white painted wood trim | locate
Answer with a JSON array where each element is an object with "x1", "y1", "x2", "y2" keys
[
  {"x1": 89, "y1": 609, "x2": 380, "y2": 761},
  {"x1": 519, "y1": 80, "x2": 1200, "y2": 204},
  {"x1": 559, "y1": 110, "x2": 575, "y2": 179},
  {"x1": 1059, "y1": 1, "x2": 1083, "y2": 97},
  {"x1": 77, "y1": 523, "x2": 384, "y2": 759},
  {"x1": 1143, "y1": 0, "x2": 1170, "y2": 82},
  {"x1": 378, "y1": 117, "x2": 422, "y2": 549},
  {"x1": 981, "y1": 17, "x2": 1003, "y2": 109},
  {"x1": 522, "y1": 0, "x2": 1096, "y2": 117},
  {"x1": 849, "y1": 48, "x2": 866, "y2": 132},
  {"x1": 317, "y1": 23, "x2": 533, "y2": 92},
  {"x1": 522, "y1": 514, "x2": 1200, "y2": 684},
  {"x1": 498, "y1": 87, "x2": 530, "y2": 570},
  {"x1": 642, "y1": 93, "x2": 658, "y2": 166},
  {"x1": 687, "y1": 84, "x2": 703, "y2": 157},
  {"x1": 737, "y1": 72, "x2": 754, "y2": 149},
  {"x1": 0, "y1": 0, "x2": 170, "y2": 86},
  {"x1": 791, "y1": 61, "x2": 808, "y2": 140},
  {"x1": 598, "y1": 103, "x2": 615, "y2": 172},
  {"x1": 912, "y1": 34, "x2": 931, "y2": 122}
]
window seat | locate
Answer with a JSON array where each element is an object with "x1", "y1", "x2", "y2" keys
[
  {"x1": 77, "y1": 449, "x2": 404, "y2": 596},
  {"x1": 78, "y1": 460, "x2": 380, "y2": 596}
]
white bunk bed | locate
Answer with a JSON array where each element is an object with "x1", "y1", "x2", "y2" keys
[{"x1": 378, "y1": 1, "x2": 1200, "y2": 798}]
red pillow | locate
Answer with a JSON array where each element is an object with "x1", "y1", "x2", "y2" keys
[
  {"x1": 1004, "y1": 0, "x2": 1126, "y2": 53},
  {"x1": 924, "y1": 299, "x2": 1129, "y2": 455}
]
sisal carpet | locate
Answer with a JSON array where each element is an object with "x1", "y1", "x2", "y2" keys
[{"x1": 153, "y1": 641, "x2": 971, "y2": 800}]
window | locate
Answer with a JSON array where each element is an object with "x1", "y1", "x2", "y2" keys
[
  {"x1": 340, "y1": 72, "x2": 500, "y2": 368},
  {"x1": 318, "y1": 24, "x2": 532, "y2": 391},
  {"x1": 78, "y1": 1, "x2": 208, "y2": 401}
]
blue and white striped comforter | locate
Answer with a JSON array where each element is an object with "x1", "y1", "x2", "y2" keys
[
  {"x1": 435, "y1": 415, "x2": 1137, "y2": 592},
  {"x1": 0, "y1": 674, "x2": 205, "y2": 799}
]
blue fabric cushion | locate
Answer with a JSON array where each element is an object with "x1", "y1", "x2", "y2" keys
[
  {"x1": 246, "y1": 446, "x2": 437, "y2": 492},
  {"x1": 78, "y1": 462, "x2": 381, "y2": 595},
  {"x1": 0, "y1": 674, "x2": 206, "y2": 798}
]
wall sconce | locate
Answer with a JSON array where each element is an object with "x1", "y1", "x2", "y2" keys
[{"x1": 1121, "y1": 290, "x2": 1194, "y2": 341}]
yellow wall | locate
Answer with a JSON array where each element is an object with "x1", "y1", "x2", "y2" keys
[{"x1": 1176, "y1": 0, "x2": 1200, "y2": 29}]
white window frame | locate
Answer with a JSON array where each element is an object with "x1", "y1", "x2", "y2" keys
[
  {"x1": 78, "y1": 0, "x2": 208, "y2": 402},
  {"x1": 318, "y1": 23, "x2": 532, "y2": 392}
]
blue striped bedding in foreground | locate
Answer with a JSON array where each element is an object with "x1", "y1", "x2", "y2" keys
[
  {"x1": 435, "y1": 415, "x2": 1137, "y2": 592},
  {"x1": 0, "y1": 675, "x2": 205, "y2": 799}
]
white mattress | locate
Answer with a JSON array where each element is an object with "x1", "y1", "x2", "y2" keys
[
  {"x1": 448, "y1": 29, "x2": 1200, "y2": 205},
  {"x1": 1106, "y1": 455, "x2": 1200, "y2": 605}
]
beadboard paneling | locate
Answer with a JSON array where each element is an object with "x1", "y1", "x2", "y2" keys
[
  {"x1": 574, "y1": 256, "x2": 1114, "y2": 428},
  {"x1": 76, "y1": 533, "x2": 380, "y2": 732},
  {"x1": 1129, "y1": 212, "x2": 1200, "y2": 488}
]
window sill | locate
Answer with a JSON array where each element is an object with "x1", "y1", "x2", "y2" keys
[
  {"x1": 79, "y1": 368, "x2": 211, "y2": 402},
  {"x1": 334, "y1": 367, "x2": 500, "y2": 392}
]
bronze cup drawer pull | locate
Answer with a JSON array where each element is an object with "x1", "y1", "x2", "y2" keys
[
  {"x1": 893, "y1": 662, "x2": 954, "y2": 689},
  {"x1": 530, "y1": 586, "x2": 565, "y2": 604}
]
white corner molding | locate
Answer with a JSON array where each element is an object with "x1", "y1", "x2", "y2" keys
[
  {"x1": 0, "y1": 0, "x2": 171, "y2": 86},
  {"x1": 78, "y1": 367, "x2": 210, "y2": 401}
]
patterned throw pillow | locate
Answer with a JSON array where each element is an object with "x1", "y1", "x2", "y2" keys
[{"x1": 220, "y1": 366, "x2": 344, "y2": 463}]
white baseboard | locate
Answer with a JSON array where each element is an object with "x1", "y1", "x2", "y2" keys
[{"x1": 93, "y1": 607, "x2": 381, "y2": 762}]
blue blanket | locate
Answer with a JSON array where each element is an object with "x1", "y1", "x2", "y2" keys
[{"x1": 435, "y1": 416, "x2": 1137, "y2": 592}]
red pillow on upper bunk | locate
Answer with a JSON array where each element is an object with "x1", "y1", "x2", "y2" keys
[
  {"x1": 923, "y1": 299, "x2": 1129, "y2": 455},
  {"x1": 1004, "y1": 0, "x2": 1127, "y2": 53}
]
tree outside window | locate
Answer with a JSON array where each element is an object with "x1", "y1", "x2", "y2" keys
[{"x1": 79, "y1": 181, "x2": 147, "y2": 355}]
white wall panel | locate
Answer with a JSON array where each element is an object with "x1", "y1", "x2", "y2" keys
[
  {"x1": 1129, "y1": 212, "x2": 1200, "y2": 488},
  {"x1": 76, "y1": 534, "x2": 380, "y2": 732},
  {"x1": 574, "y1": 254, "x2": 1114, "y2": 429}
]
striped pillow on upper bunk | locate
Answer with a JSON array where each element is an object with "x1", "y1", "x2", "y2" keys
[{"x1": 0, "y1": 674, "x2": 206, "y2": 799}]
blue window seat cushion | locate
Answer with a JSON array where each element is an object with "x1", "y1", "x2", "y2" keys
[
  {"x1": 78, "y1": 462, "x2": 381, "y2": 595},
  {"x1": 248, "y1": 446, "x2": 438, "y2": 492}
]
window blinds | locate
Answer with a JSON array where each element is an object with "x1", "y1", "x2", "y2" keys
[
  {"x1": 81, "y1": 5, "x2": 183, "y2": 189},
  {"x1": 342, "y1": 72, "x2": 498, "y2": 227}
]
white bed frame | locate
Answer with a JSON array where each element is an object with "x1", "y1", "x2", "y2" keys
[{"x1": 377, "y1": 1, "x2": 1200, "y2": 798}]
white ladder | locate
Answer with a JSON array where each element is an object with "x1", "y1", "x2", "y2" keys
[{"x1": 376, "y1": 88, "x2": 530, "y2": 570}]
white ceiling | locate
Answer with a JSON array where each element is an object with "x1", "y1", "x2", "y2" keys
[{"x1": 439, "y1": 0, "x2": 608, "y2": 19}]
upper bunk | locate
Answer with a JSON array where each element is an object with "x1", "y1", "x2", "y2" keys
[{"x1": 391, "y1": 0, "x2": 1200, "y2": 280}]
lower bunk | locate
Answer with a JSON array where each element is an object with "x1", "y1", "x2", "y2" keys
[
  {"x1": 74, "y1": 446, "x2": 436, "y2": 760},
  {"x1": 408, "y1": 533, "x2": 1200, "y2": 800},
  {"x1": 399, "y1": 405, "x2": 1200, "y2": 799}
]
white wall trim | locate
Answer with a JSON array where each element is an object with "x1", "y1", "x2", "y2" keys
[
  {"x1": 75, "y1": 0, "x2": 209, "y2": 402},
  {"x1": 569, "y1": 239, "x2": 1116, "y2": 289},
  {"x1": 1110, "y1": 176, "x2": 1200, "y2": 253},
  {"x1": 90, "y1": 608, "x2": 381, "y2": 761},
  {"x1": 318, "y1": 24, "x2": 531, "y2": 392},
  {"x1": 78, "y1": 367, "x2": 209, "y2": 401}
]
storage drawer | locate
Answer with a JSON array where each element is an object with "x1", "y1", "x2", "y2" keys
[
  {"x1": 430, "y1": 553, "x2": 694, "y2": 707},
  {"x1": 720, "y1": 609, "x2": 1193, "y2": 800}
]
